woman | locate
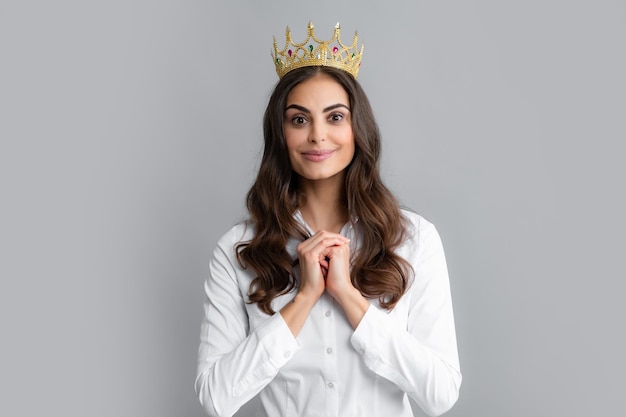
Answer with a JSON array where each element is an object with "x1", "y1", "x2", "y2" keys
[{"x1": 196, "y1": 23, "x2": 461, "y2": 417}]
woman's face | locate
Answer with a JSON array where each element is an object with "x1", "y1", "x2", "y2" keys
[{"x1": 283, "y1": 74, "x2": 355, "y2": 183}]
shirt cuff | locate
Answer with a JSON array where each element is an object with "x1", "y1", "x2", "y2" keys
[
  {"x1": 231, "y1": 313, "x2": 301, "y2": 398},
  {"x1": 349, "y1": 305, "x2": 416, "y2": 394},
  {"x1": 256, "y1": 312, "x2": 300, "y2": 368},
  {"x1": 350, "y1": 304, "x2": 391, "y2": 357}
]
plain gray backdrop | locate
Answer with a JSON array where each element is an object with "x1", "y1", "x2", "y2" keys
[{"x1": 1, "y1": 1, "x2": 625, "y2": 416}]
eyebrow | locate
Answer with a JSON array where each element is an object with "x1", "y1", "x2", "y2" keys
[{"x1": 284, "y1": 103, "x2": 351, "y2": 114}]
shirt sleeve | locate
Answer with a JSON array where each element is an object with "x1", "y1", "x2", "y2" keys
[
  {"x1": 195, "y1": 229, "x2": 300, "y2": 417},
  {"x1": 350, "y1": 216, "x2": 462, "y2": 417}
]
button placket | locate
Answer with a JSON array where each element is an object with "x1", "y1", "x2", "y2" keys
[{"x1": 321, "y1": 293, "x2": 339, "y2": 414}]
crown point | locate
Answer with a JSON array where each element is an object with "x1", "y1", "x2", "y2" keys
[{"x1": 272, "y1": 22, "x2": 364, "y2": 79}]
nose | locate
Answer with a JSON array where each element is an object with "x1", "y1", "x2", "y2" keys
[{"x1": 308, "y1": 120, "x2": 325, "y2": 143}]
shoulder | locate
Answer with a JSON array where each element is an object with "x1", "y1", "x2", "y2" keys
[
  {"x1": 400, "y1": 208, "x2": 437, "y2": 238},
  {"x1": 213, "y1": 220, "x2": 255, "y2": 257},
  {"x1": 207, "y1": 221, "x2": 257, "y2": 286},
  {"x1": 397, "y1": 209, "x2": 445, "y2": 265}
]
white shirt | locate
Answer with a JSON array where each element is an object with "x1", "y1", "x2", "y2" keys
[{"x1": 195, "y1": 210, "x2": 461, "y2": 417}]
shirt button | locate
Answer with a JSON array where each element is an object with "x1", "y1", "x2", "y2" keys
[
  {"x1": 325, "y1": 310, "x2": 331, "y2": 317},
  {"x1": 326, "y1": 347, "x2": 333, "y2": 354},
  {"x1": 284, "y1": 351, "x2": 291, "y2": 358},
  {"x1": 327, "y1": 382, "x2": 334, "y2": 389}
]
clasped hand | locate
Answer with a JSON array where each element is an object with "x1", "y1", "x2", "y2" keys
[{"x1": 296, "y1": 230, "x2": 353, "y2": 301}]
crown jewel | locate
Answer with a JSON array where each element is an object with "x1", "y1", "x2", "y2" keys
[{"x1": 272, "y1": 22, "x2": 364, "y2": 79}]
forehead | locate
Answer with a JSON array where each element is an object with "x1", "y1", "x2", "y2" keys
[{"x1": 286, "y1": 74, "x2": 349, "y2": 107}]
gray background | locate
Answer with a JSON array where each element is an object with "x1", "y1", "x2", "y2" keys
[{"x1": 1, "y1": 0, "x2": 624, "y2": 416}]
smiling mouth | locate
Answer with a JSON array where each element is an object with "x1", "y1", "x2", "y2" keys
[{"x1": 302, "y1": 150, "x2": 335, "y2": 162}]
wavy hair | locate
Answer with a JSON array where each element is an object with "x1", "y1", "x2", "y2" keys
[{"x1": 237, "y1": 66, "x2": 411, "y2": 315}]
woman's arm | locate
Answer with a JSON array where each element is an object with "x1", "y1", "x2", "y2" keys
[
  {"x1": 195, "y1": 227, "x2": 345, "y2": 416},
  {"x1": 195, "y1": 230, "x2": 299, "y2": 417},
  {"x1": 349, "y1": 216, "x2": 462, "y2": 417}
]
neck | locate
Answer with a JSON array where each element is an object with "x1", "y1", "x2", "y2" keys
[{"x1": 297, "y1": 174, "x2": 349, "y2": 234}]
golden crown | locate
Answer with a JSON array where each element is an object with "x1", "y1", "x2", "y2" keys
[{"x1": 272, "y1": 22, "x2": 364, "y2": 79}]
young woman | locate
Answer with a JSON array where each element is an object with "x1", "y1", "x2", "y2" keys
[{"x1": 196, "y1": 24, "x2": 461, "y2": 417}]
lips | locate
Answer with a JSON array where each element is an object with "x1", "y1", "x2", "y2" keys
[{"x1": 301, "y1": 149, "x2": 335, "y2": 162}]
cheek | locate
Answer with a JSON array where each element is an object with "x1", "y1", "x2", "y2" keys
[
  {"x1": 343, "y1": 125, "x2": 354, "y2": 145},
  {"x1": 346, "y1": 142, "x2": 356, "y2": 164},
  {"x1": 343, "y1": 130, "x2": 356, "y2": 156},
  {"x1": 284, "y1": 127, "x2": 305, "y2": 151},
  {"x1": 283, "y1": 132, "x2": 301, "y2": 167}
]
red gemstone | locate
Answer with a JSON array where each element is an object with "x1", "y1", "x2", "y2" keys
[
  {"x1": 332, "y1": 46, "x2": 338, "y2": 54},
  {"x1": 288, "y1": 49, "x2": 293, "y2": 57}
]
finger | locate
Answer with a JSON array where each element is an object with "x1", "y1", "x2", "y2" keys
[
  {"x1": 308, "y1": 230, "x2": 349, "y2": 244},
  {"x1": 319, "y1": 256, "x2": 329, "y2": 270},
  {"x1": 300, "y1": 237, "x2": 349, "y2": 258},
  {"x1": 322, "y1": 242, "x2": 350, "y2": 259}
]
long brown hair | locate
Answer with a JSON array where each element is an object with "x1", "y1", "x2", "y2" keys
[{"x1": 237, "y1": 66, "x2": 411, "y2": 315}]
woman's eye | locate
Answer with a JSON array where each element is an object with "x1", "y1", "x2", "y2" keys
[
  {"x1": 291, "y1": 116, "x2": 306, "y2": 125},
  {"x1": 329, "y1": 113, "x2": 344, "y2": 122}
]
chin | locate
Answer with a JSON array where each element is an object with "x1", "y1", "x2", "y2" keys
[{"x1": 298, "y1": 170, "x2": 346, "y2": 182}]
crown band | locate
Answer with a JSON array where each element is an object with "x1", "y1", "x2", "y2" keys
[{"x1": 272, "y1": 22, "x2": 364, "y2": 79}]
